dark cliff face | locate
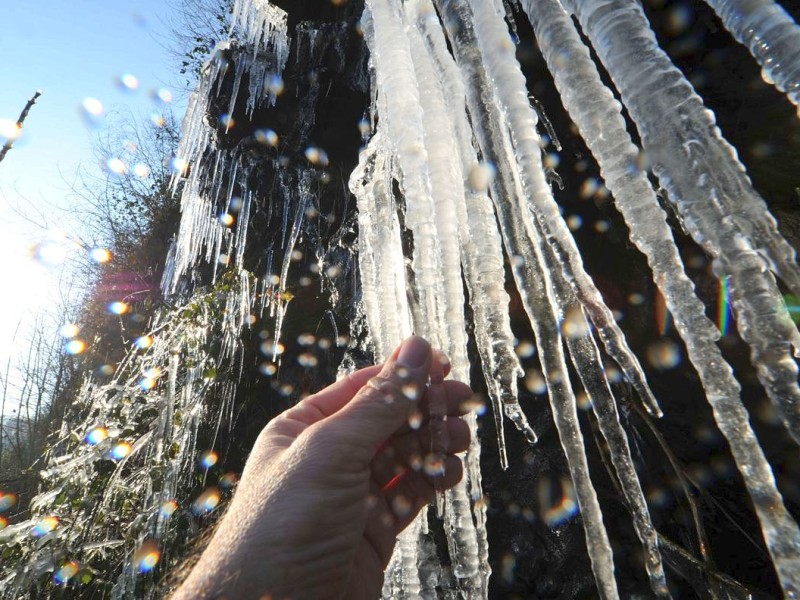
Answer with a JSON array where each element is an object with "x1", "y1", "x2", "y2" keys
[{"x1": 190, "y1": 0, "x2": 800, "y2": 597}]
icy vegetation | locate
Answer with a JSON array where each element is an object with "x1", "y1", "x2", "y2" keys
[{"x1": 3, "y1": 0, "x2": 800, "y2": 598}]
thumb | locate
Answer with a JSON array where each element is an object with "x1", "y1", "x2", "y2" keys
[{"x1": 325, "y1": 336, "x2": 432, "y2": 453}]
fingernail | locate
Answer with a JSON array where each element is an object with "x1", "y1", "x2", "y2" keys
[{"x1": 397, "y1": 336, "x2": 430, "y2": 368}]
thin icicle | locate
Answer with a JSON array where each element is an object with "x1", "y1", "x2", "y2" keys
[
  {"x1": 703, "y1": 0, "x2": 800, "y2": 115},
  {"x1": 435, "y1": 1, "x2": 619, "y2": 595},
  {"x1": 464, "y1": 0, "x2": 661, "y2": 418},
  {"x1": 565, "y1": 0, "x2": 800, "y2": 594}
]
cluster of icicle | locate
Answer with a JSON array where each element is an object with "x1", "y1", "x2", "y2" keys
[
  {"x1": 164, "y1": 0, "x2": 290, "y2": 295},
  {"x1": 353, "y1": 0, "x2": 800, "y2": 597},
  {"x1": 0, "y1": 276, "x2": 251, "y2": 598}
]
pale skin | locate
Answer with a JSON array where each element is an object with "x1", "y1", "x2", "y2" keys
[{"x1": 172, "y1": 336, "x2": 472, "y2": 599}]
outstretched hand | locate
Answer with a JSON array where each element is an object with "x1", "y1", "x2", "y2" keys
[{"x1": 173, "y1": 336, "x2": 472, "y2": 599}]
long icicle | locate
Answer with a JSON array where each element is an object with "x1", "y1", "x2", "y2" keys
[
  {"x1": 702, "y1": 0, "x2": 800, "y2": 116},
  {"x1": 522, "y1": 5, "x2": 800, "y2": 596},
  {"x1": 411, "y1": 0, "x2": 537, "y2": 469},
  {"x1": 435, "y1": 0, "x2": 620, "y2": 596},
  {"x1": 564, "y1": 0, "x2": 800, "y2": 444},
  {"x1": 564, "y1": 0, "x2": 800, "y2": 594},
  {"x1": 362, "y1": 1, "x2": 486, "y2": 594},
  {"x1": 464, "y1": 0, "x2": 661, "y2": 419}
]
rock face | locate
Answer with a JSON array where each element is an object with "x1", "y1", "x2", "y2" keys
[{"x1": 181, "y1": 0, "x2": 800, "y2": 598}]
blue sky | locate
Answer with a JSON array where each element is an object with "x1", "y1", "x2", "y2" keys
[{"x1": 0, "y1": 1, "x2": 189, "y2": 363}]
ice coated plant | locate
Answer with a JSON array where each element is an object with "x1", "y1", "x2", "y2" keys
[{"x1": 0, "y1": 270, "x2": 258, "y2": 598}]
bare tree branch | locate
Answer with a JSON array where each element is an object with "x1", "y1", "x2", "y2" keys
[{"x1": 0, "y1": 90, "x2": 42, "y2": 165}]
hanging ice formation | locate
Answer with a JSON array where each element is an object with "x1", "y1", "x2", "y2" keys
[
  {"x1": 355, "y1": 0, "x2": 800, "y2": 597},
  {"x1": 4, "y1": 0, "x2": 800, "y2": 598}
]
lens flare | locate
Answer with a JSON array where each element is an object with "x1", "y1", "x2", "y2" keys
[
  {"x1": 267, "y1": 75, "x2": 284, "y2": 96},
  {"x1": 110, "y1": 442, "x2": 132, "y2": 460},
  {"x1": 0, "y1": 492, "x2": 18, "y2": 511},
  {"x1": 646, "y1": 339, "x2": 682, "y2": 370},
  {"x1": 106, "y1": 158, "x2": 127, "y2": 175},
  {"x1": 132, "y1": 163, "x2": 151, "y2": 178},
  {"x1": 108, "y1": 301, "x2": 128, "y2": 315},
  {"x1": 0, "y1": 118, "x2": 21, "y2": 142},
  {"x1": 90, "y1": 247, "x2": 112, "y2": 263},
  {"x1": 159, "y1": 500, "x2": 178, "y2": 518},
  {"x1": 539, "y1": 477, "x2": 579, "y2": 527},
  {"x1": 85, "y1": 426, "x2": 108, "y2": 446},
  {"x1": 30, "y1": 241, "x2": 68, "y2": 265},
  {"x1": 199, "y1": 450, "x2": 218, "y2": 469},
  {"x1": 219, "y1": 472, "x2": 239, "y2": 489},
  {"x1": 254, "y1": 128, "x2": 278, "y2": 146},
  {"x1": 118, "y1": 73, "x2": 139, "y2": 91},
  {"x1": 32, "y1": 516, "x2": 59, "y2": 537},
  {"x1": 219, "y1": 213, "x2": 234, "y2": 226},
  {"x1": 134, "y1": 539, "x2": 160, "y2": 573},
  {"x1": 53, "y1": 560, "x2": 80, "y2": 584},
  {"x1": 81, "y1": 97, "x2": 105, "y2": 118},
  {"x1": 718, "y1": 276, "x2": 731, "y2": 336},
  {"x1": 170, "y1": 157, "x2": 189, "y2": 175},
  {"x1": 59, "y1": 323, "x2": 80, "y2": 338},
  {"x1": 0, "y1": 517, "x2": 7, "y2": 529},
  {"x1": 134, "y1": 336, "x2": 153, "y2": 350},
  {"x1": 304, "y1": 146, "x2": 329, "y2": 166},
  {"x1": 155, "y1": 88, "x2": 173, "y2": 104},
  {"x1": 192, "y1": 487, "x2": 221, "y2": 515},
  {"x1": 65, "y1": 340, "x2": 86, "y2": 355}
]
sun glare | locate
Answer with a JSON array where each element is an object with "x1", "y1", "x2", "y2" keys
[{"x1": 0, "y1": 221, "x2": 67, "y2": 364}]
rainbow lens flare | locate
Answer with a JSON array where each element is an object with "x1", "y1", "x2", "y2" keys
[
  {"x1": 134, "y1": 539, "x2": 160, "y2": 573},
  {"x1": 198, "y1": 450, "x2": 218, "y2": 469},
  {"x1": 32, "y1": 516, "x2": 59, "y2": 537},
  {"x1": 192, "y1": 487, "x2": 221, "y2": 515},
  {"x1": 53, "y1": 560, "x2": 80, "y2": 584},
  {"x1": 84, "y1": 427, "x2": 108, "y2": 446}
]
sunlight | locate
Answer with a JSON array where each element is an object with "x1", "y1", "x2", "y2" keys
[{"x1": 0, "y1": 220, "x2": 66, "y2": 364}]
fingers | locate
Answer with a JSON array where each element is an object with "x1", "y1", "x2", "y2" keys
[
  {"x1": 371, "y1": 416, "x2": 470, "y2": 488},
  {"x1": 278, "y1": 364, "x2": 384, "y2": 427},
  {"x1": 324, "y1": 336, "x2": 433, "y2": 452}
]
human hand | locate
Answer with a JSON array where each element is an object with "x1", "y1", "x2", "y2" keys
[{"x1": 173, "y1": 336, "x2": 472, "y2": 599}]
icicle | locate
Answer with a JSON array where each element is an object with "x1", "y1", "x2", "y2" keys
[
  {"x1": 230, "y1": 0, "x2": 289, "y2": 71},
  {"x1": 350, "y1": 132, "x2": 413, "y2": 361},
  {"x1": 703, "y1": 0, "x2": 800, "y2": 116},
  {"x1": 463, "y1": 0, "x2": 661, "y2": 419},
  {"x1": 411, "y1": 0, "x2": 537, "y2": 465},
  {"x1": 565, "y1": 0, "x2": 800, "y2": 303},
  {"x1": 565, "y1": 0, "x2": 800, "y2": 439},
  {"x1": 363, "y1": 1, "x2": 489, "y2": 595},
  {"x1": 522, "y1": 4, "x2": 800, "y2": 597},
  {"x1": 564, "y1": 0, "x2": 800, "y2": 594},
  {"x1": 435, "y1": 1, "x2": 619, "y2": 596}
]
